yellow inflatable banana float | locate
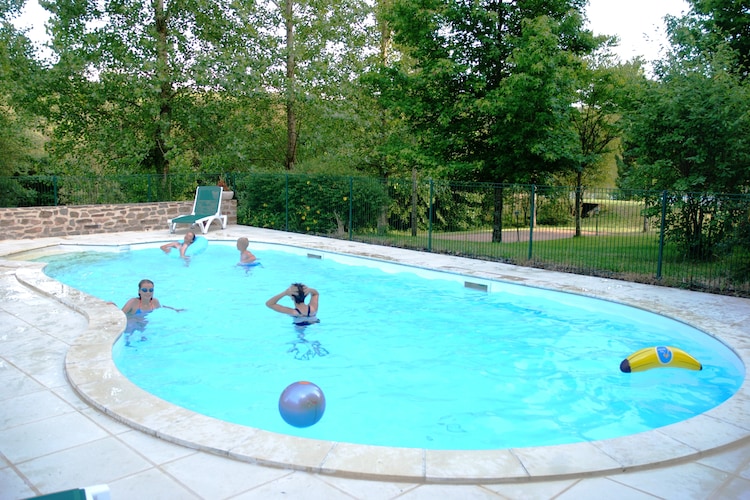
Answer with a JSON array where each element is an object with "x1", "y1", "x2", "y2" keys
[{"x1": 620, "y1": 346, "x2": 702, "y2": 373}]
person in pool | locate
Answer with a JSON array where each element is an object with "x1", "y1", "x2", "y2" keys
[
  {"x1": 236, "y1": 237, "x2": 257, "y2": 265},
  {"x1": 160, "y1": 231, "x2": 196, "y2": 258},
  {"x1": 120, "y1": 279, "x2": 181, "y2": 345},
  {"x1": 121, "y1": 279, "x2": 183, "y2": 315},
  {"x1": 265, "y1": 283, "x2": 320, "y2": 326}
]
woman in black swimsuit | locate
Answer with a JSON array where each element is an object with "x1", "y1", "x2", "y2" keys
[
  {"x1": 265, "y1": 283, "x2": 320, "y2": 326},
  {"x1": 266, "y1": 283, "x2": 326, "y2": 359}
]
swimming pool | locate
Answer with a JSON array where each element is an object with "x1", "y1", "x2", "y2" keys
[{"x1": 39, "y1": 241, "x2": 743, "y2": 451}]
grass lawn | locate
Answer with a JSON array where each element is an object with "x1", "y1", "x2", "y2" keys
[{"x1": 354, "y1": 228, "x2": 747, "y2": 295}]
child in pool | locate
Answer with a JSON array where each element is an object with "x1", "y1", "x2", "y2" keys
[
  {"x1": 160, "y1": 231, "x2": 196, "y2": 259},
  {"x1": 236, "y1": 237, "x2": 257, "y2": 265}
]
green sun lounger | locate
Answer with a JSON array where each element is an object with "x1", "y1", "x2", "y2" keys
[
  {"x1": 33, "y1": 484, "x2": 110, "y2": 500},
  {"x1": 168, "y1": 186, "x2": 228, "y2": 234}
]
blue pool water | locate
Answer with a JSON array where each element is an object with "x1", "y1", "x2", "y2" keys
[{"x1": 39, "y1": 242, "x2": 744, "y2": 450}]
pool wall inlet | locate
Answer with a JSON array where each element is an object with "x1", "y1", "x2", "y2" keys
[{"x1": 3, "y1": 228, "x2": 750, "y2": 484}]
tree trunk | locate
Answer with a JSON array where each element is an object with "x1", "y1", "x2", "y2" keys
[
  {"x1": 410, "y1": 168, "x2": 417, "y2": 237},
  {"x1": 492, "y1": 185, "x2": 504, "y2": 242},
  {"x1": 574, "y1": 171, "x2": 583, "y2": 237},
  {"x1": 154, "y1": 0, "x2": 171, "y2": 179},
  {"x1": 284, "y1": 0, "x2": 297, "y2": 171}
]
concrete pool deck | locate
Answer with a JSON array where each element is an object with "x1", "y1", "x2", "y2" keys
[{"x1": 1, "y1": 226, "x2": 749, "y2": 499}]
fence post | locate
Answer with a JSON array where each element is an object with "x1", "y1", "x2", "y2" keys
[
  {"x1": 657, "y1": 190, "x2": 667, "y2": 279},
  {"x1": 411, "y1": 168, "x2": 418, "y2": 237},
  {"x1": 348, "y1": 177, "x2": 353, "y2": 241},
  {"x1": 527, "y1": 184, "x2": 536, "y2": 260},
  {"x1": 428, "y1": 179, "x2": 434, "y2": 252},
  {"x1": 285, "y1": 174, "x2": 289, "y2": 232},
  {"x1": 147, "y1": 175, "x2": 152, "y2": 202},
  {"x1": 53, "y1": 175, "x2": 58, "y2": 206}
]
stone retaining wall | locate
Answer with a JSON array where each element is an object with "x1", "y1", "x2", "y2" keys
[{"x1": 0, "y1": 200, "x2": 237, "y2": 240}]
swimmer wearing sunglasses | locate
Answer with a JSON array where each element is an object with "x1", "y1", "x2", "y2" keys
[{"x1": 121, "y1": 279, "x2": 184, "y2": 315}]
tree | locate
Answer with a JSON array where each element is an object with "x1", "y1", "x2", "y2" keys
[
  {"x1": 620, "y1": 45, "x2": 750, "y2": 259},
  {"x1": 369, "y1": 0, "x2": 599, "y2": 240},
  {"x1": 29, "y1": 0, "x2": 266, "y2": 179},
  {"x1": 623, "y1": 3, "x2": 750, "y2": 197},
  {"x1": 372, "y1": 0, "x2": 597, "y2": 182},
  {"x1": 623, "y1": 68, "x2": 750, "y2": 193},
  {"x1": 0, "y1": 3, "x2": 46, "y2": 177},
  {"x1": 569, "y1": 58, "x2": 644, "y2": 235},
  {"x1": 350, "y1": 0, "x2": 419, "y2": 179},
  {"x1": 248, "y1": 0, "x2": 377, "y2": 171},
  {"x1": 669, "y1": 0, "x2": 750, "y2": 78},
  {"x1": 618, "y1": 4, "x2": 750, "y2": 260},
  {"x1": 490, "y1": 15, "x2": 584, "y2": 185},
  {"x1": 13, "y1": 0, "x2": 387, "y2": 179}
]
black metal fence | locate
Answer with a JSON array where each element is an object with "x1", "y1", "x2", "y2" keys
[{"x1": 2, "y1": 173, "x2": 749, "y2": 296}]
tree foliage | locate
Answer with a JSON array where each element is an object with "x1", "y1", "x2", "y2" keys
[
  {"x1": 567, "y1": 57, "x2": 645, "y2": 234},
  {"x1": 4, "y1": 0, "x2": 748, "y2": 237},
  {"x1": 20, "y1": 0, "x2": 267, "y2": 177},
  {"x1": 619, "y1": 7, "x2": 750, "y2": 260},
  {"x1": 0, "y1": 7, "x2": 47, "y2": 182},
  {"x1": 14, "y1": 0, "x2": 383, "y2": 177},
  {"x1": 668, "y1": 0, "x2": 750, "y2": 78},
  {"x1": 368, "y1": 0, "x2": 599, "y2": 184}
]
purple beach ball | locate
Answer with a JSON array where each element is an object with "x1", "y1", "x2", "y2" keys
[{"x1": 278, "y1": 381, "x2": 326, "y2": 428}]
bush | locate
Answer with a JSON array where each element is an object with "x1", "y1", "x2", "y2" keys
[{"x1": 235, "y1": 173, "x2": 390, "y2": 234}]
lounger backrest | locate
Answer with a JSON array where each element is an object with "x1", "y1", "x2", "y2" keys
[{"x1": 193, "y1": 186, "x2": 222, "y2": 215}]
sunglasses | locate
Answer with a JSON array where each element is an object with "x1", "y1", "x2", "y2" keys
[{"x1": 140, "y1": 288, "x2": 155, "y2": 293}]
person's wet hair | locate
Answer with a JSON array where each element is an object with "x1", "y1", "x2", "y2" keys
[{"x1": 291, "y1": 283, "x2": 306, "y2": 303}]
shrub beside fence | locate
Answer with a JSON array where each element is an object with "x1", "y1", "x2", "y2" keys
[{"x1": 2, "y1": 173, "x2": 748, "y2": 297}]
